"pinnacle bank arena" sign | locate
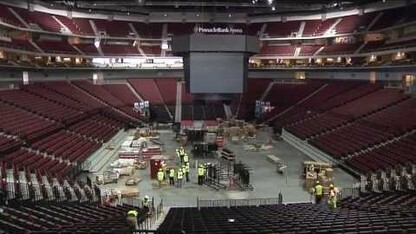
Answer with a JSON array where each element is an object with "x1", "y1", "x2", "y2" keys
[{"x1": 195, "y1": 26, "x2": 244, "y2": 34}]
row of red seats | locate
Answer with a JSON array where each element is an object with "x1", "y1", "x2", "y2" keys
[
  {"x1": 284, "y1": 88, "x2": 408, "y2": 140},
  {"x1": 331, "y1": 89, "x2": 408, "y2": 119},
  {"x1": 310, "y1": 122, "x2": 395, "y2": 158},
  {"x1": 264, "y1": 81, "x2": 324, "y2": 119},
  {"x1": 128, "y1": 78, "x2": 177, "y2": 121},
  {"x1": 335, "y1": 13, "x2": 377, "y2": 34},
  {"x1": 285, "y1": 113, "x2": 348, "y2": 139},
  {"x1": 0, "y1": 89, "x2": 84, "y2": 124},
  {"x1": 128, "y1": 79, "x2": 165, "y2": 104},
  {"x1": 0, "y1": 202, "x2": 138, "y2": 233},
  {"x1": 36, "y1": 40, "x2": 77, "y2": 54},
  {"x1": 38, "y1": 81, "x2": 137, "y2": 124},
  {"x1": 304, "y1": 19, "x2": 337, "y2": 36},
  {"x1": 155, "y1": 79, "x2": 178, "y2": 105},
  {"x1": 364, "y1": 98, "x2": 416, "y2": 132},
  {"x1": 259, "y1": 45, "x2": 296, "y2": 56},
  {"x1": 13, "y1": 7, "x2": 61, "y2": 32},
  {"x1": 0, "y1": 39, "x2": 37, "y2": 51},
  {"x1": 0, "y1": 135, "x2": 21, "y2": 153},
  {"x1": 39, "y1": 81, "x2": 104, "y2": 109},
  {"x1": 265, "y1": 21, "x2": 300, "y2": 37},
  {"x1": 346, "y1": 133, "x2": 416, "y2": 173},
  {"x1": 102, "y1": 83, "x2": 141, "y2": 118},
  {"x1": 31, "y1": 130, "x2": 101, "y2": 163},
  {"x1": 0, "y1": 149, "x2": 72, "y2": 177},
  {"x1": 22, "y1": 85, "x2": 92, "y2": 112},
  {"x1": 235, "y1": 79, "x2": 272, "y2": 119},
  {"x1": 272, "y1": 81, "x2": 362, "y2": 129},
  {"x1": 94, "y1": 19, "x2": 132, "y2": 37},
  {"x1": 0, "y1": 102, "x2": 63, "y2": 141},
  {"x1": 318, "y1": 83, "x2": 381, "y2": 111},
  {"x1": 72, "y1": 80, "x2": 138, "y2": 118},
  {"x1": 68, "y1": 115, "x2": 120, "y2": 142},
  {"x1": 0, "y1": 4, "x2": 23, "y2": 27}
]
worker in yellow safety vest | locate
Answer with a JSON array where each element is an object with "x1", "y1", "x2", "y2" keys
[
  {"x1": 169, "y1": 168, "x2": 175, "y2": 186},
  {"x1": 142, "y1": 195, "x2": 150, "y2": 213},
  {"x1": 183, "y1": 153, "x2": 189, "y2": 164},
  {"x1": 198, "y1": 164, "x2": 205, "y2": 185},
  {"x1": 313, "y1": 181, "x2": 323, "y2": 204},
  {"x1": 328, "y1": 184, "x2": 339, "y2": 209},
  {"x1": 127, "y1": 209, "x2": 138, "y2": 231},
  {"x1": 157, "y1": 168, "x2": 164, "y2": 188},
  {"x1": 160, "y1": 161, "x2": 167, "y2": 180},
  {"x1": 178, "y1": 147, "x2": 185, "y2": 163},
  {"x1": 184, "y1": 162, "x2": 190, "y2": 182},
  {"x1": 177, "y1": 168, "x2": 184, "y2": 188}
]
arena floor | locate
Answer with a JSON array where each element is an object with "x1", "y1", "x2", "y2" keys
[{"x1": 88, "y1": 127, "x2": 358, "y2": 207}]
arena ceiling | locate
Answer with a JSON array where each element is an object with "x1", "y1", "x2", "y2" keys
[{"x1": 38, "y1": 0, "x2": 382, "y2": 15}]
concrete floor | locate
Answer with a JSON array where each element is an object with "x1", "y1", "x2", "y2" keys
[{"x1": 86, "y1": 127, "x2": 357, "y2": 207}]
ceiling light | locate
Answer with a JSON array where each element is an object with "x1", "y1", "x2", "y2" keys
[
  {"x1": 163, "y1": 13, "x2": 168, "y2": 17},
  {"x1": 228, "y1": 14, "x2": 232, "y2": 18},
  {"x1": 196, "y1": 13, "x2": 200, "y2": 17},
  {"x1": 267, "y1": 0, "x2": 274, "y2": 5},
  {"x1": 271, "y1": 6, "x2": 276, "y2": 11}
]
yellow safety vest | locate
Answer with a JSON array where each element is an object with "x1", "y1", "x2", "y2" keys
[
  {"x1": 179, "y1": 148, "x2": 185, "y2": 155},
  {"x1": 127, "y1": 210, "x2": 138, "y2": 217},
  {"x1": 198, "y1": 167, "x2": 204, "y2": 176},
  {"x1": 315, "y1": 185, "x2": 323, "y2": 196},
  {"x1": 157, "y1": 171, "x2": 164, "y2": 181},
  {"x1": 177, "y1": 170, "x2": 183, "y2": 179},
  {"x1": 169, "y1": 169, "x2": 175, "y2": 178},
  {"x1": 184, "y1": 164, "x2": 190, "y2": 173},
  {"x1": 183, "y1": 154, "x2": 189, "y2": 163}
]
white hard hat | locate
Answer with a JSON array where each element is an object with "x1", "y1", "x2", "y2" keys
[{"x1": 144, "y1": 195, "x2": 149, "y2": 199}]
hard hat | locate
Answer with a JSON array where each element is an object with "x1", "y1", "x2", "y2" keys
[
  {"x1": 330, "y1": 184, "x2": 334, "y2": 188},
  {"x1": 159, "y1": 168, "x2": 162, "y2": 171},
  {"x1": 316, "y1": 181, "x2": 320, "y2": 184},
  {"x1": 144, "y1": 195, "x2": 149, "y2": 200}
]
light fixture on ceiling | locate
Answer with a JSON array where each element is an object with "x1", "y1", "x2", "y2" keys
[{"x1": 271, "y1": 6, "x2": 276, "y2": 11}]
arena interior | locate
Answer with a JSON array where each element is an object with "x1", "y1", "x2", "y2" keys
[{"x1": 0, "y1": 0, "x2": 416, "y2": 233}]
